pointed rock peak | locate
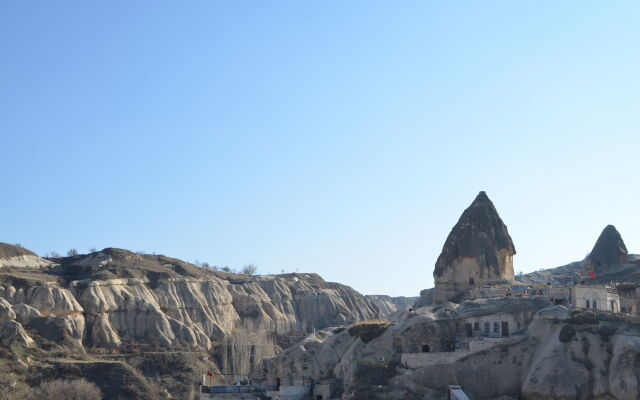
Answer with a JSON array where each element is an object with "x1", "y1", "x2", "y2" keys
[
  {"x1": 587, "y1": 225, "x2": 628, "y2": 270},
  {"x1": 434, "y1": 192, "x2": 515, "y2": 279},
  {"x1": 474, "y1": 190, "x2": 490, "y2": 202},
  {"x1": 464, "y1": 191, "x2": 501, "y2": 215}
]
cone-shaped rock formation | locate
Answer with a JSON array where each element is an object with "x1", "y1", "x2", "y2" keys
[
  {"x1": 433, "y1": 191, "x2": 516, "y2": 303},
  {"x1": 585, "y1": 225, "x2": 628, "y2": 273}
]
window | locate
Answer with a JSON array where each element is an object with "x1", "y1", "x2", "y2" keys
[
  {"x1": 586, "y1": 299, "x2": 590, "y2": 309},
  {"x1": 469, "y1": 277, "x2": 475, "y2": 286},
  {"x1": 493, "y1": 322, "x2": 499, "y2": 334},
  {"x1": 422, "y1": 344, "x2": 430, "y2": 353},
  {"x1": 517, "y1": 321, "x2": 521, "y2": 330},
  {"x1": 593, "y1": 300, "x2": 597, "y2": 310},
  {"x1": 474, "y1": 322, "x2": 479, "y2": 331},
  {"x1": 464, "y1": 323, "x2": 473, "y2": 337},
  {"x1": 501, "y1": 322, "x2": 509, "y2": 337},
  {"x1": 483, "y1": 322, "x2": 490, "y2": 336},
  {"x1": 611, "y1": 300, "x2": 616, "y2": 312}
]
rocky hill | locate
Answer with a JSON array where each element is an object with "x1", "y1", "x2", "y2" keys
[
  {"x1": 365, "y1": 295, "x2": 418, "y2": 317},
  {"x1": 0, "y1": 243, "x2": 379, "y2": 399}
]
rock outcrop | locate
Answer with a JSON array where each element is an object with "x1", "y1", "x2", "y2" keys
[
  {"x1": 433, "y1": 192, "x2": 516, "y2": 303},
  {"x1": 0, "y1": 297, "x2": 34, "y2": 348},
  {"x1": 586, "y1": 225, "x2": 629, "y2": 272}
]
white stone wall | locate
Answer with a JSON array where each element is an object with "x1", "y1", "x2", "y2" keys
[
  {"x1": 400, "y1": 336, "x2": 522, "y2": 369},
  {"x1": 572, "y1": 286, "x2": 620, "y2": 313},
  {"x1": 266, "y1": 385, "x2": 310, "y2": 400},
  {"x1": 461, "y1": 313, "x2": 521, "y2": 337}
]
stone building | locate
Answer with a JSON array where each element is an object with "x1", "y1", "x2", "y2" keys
[
  {"x1": 617, "y1": 283, "x2": 640, "y2": 314},
  {"x1": 571, "y1": 285, "x2": 620, "y2": 313},
  {"x1": 394, "y1": 298, "x2": 551, "y2": 369},
  {"x1": 393, "y1": 298, "x2": 549, "y2": 356},
  {"x1": 433, "y1": 192, "x2": 516, "y2": 303}
]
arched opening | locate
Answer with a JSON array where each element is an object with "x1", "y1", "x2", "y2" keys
[
  {"x1": 586, "y1": 299, "x2": 590, "y2": 309},
  {"x1": 421, "y1": 344, "x2": 430, "y2": 353}
]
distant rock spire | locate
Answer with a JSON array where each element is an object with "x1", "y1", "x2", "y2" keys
[
  {"x1": 433, "y1": 191, "x2": 516, "y2": 303},
  {"x1": 586, "y1": 225, "x2": 628, "y2": 272}
]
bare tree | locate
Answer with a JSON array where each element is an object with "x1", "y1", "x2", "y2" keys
[
  {"x1": 242, "y1": 264, "x2": 258, "y2": 275},
  {"x1": 89, "y1": 247, "x2": 97, "y2": 252},
  {"x1": 48, "y1": 251, "x2": 62, "y2": 258},
  {"x1": 67, "y1": 248, "x2": 79, "y2": 257},
  {"x1": 221, "y1": 266, "x2": 231, "y2": 272},
  {"x1": 32, "y1": 378, "x2": 102, "y2": 400}
]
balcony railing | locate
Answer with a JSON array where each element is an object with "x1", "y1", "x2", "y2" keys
[{"x1": 201, "y1": 385, "x2": 279, "y2": 394}]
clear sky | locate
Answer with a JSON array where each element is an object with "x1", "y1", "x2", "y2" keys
[{"x1": 1, "y1": 2, "x2": 639, "y2": 296}]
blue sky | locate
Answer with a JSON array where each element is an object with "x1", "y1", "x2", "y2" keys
[{"x1": 1, "y1": 1, "x2": 639, "y2": 296}]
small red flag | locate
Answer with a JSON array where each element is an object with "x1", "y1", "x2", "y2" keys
[
  {"x1": 207, "y1": 372, "x2": 215, "y2": 377},
  {"x1": 589, "y1": 271, "x2": 595, "y2": 279}
]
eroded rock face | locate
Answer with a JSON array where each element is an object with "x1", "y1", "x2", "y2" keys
[
  {"x1": 0, "y1": 297, "x2": 34, "y2": 348},
  {"x1": 0, "y1": 283, "x2": 83, "y2": 315},
  {"x1": 586, "y1": 225, "x2": 629, "y2": 272},
  {"x1": 0, "y1": 247, "x2": 378, "y2": 375},
  {"x1": 27, "y1": 314, "x2": 85, "y2": 348},
  {"x1": 12, "y1": 303, "x2": 41, "y2": 324},
  {"x1": 433, "y1": 192, "x2": 516, "y2": 303}
]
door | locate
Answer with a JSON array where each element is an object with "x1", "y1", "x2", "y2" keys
[
  {"x1": 501, "y1": 322, "x2": 509, "y2": 337},
  {"x1": 465, "y1": 323, "x2": 473, "y2": 337}
]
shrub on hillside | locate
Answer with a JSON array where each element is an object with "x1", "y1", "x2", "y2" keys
[
  {"x1": 32, "y1": 378, "x2": 102, "y2": 400},
  {"x1": 348, "y1": 320, "x2": 393, "y2": 343},
  {"x1": 242, "y1": 264, "x2": 258, "y2": 275}
]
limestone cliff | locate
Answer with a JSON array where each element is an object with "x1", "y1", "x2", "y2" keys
[{"x1": 433, "y1": 192, "x2": 516, "y2": 303}]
